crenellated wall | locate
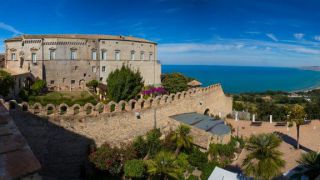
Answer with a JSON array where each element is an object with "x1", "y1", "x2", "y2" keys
[{"x1": 2, "y1": 84, "x2": 232, "y2": 149}]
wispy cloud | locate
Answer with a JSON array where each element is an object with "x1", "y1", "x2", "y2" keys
[
  {"x1": 0, "y1": 22, "x2": 23, "y2": 35},
  {"x1": 164, "y1": 8, "x2": 180, "y2": 14},
  {"x1": 314, "y1": 35, "x2": 320, "y2": 41},
  {"x1": 294, "y1": 33, "x2": 304, "y2": 40},
  {"x1": 266, "y1": 33, "x2": 278, "y2": 42}
]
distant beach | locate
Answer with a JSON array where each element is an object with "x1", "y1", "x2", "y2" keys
[{"x1": 162, "y1": 65, "x2": 320, "y2": 94}]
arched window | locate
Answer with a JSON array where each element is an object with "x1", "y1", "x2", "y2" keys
[
  {"x1": 115, "y1": 50, "x2": 120, "y2": 60},
  {"x1": 140, "y1": 51, "x2": 145, "y2": 60}
]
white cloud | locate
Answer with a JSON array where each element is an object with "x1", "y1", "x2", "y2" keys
[
  {"x1": 0, "y1": 22, "x2": 22, "y2": 35},
  {"x1": 294, "y1": 33, "x2": 304, "y2": 40},
  {"x1": 158, "y1": 43, "x2": 245, "y2": 53},
  {"x1": 266, "y1": 33, "x2": 278, "y2": 42},
  {"x1": 314, "y1": 35, "x2": 320, "y2": 41}
]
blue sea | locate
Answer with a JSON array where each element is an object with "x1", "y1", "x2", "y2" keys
[{"x1": 162, "y1": 65, "x2": 320, "y2": 94}]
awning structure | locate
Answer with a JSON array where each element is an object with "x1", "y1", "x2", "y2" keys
[{"x1": 187, "y1": 80, "x2": 202, "y2": 87}]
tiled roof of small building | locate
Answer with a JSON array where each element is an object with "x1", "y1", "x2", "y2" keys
[
  {"x1": 0, "y1": 103, "x2": 41, "y2": 179},
  {"x1": 5, "y1": 34, "x2": 156, "y2": 44}
]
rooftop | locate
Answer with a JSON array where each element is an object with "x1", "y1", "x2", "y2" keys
[
  {"x1": 170, "y1": 112, "x2": 231, "y2": 136},
  {"x1": 5, "y1": 34, "x2": 156, "y2": 44},
  {"x1": 188, "y1": 80, "x2": 202, "y2": 87}
]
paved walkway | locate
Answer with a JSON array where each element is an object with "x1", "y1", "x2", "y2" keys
[{"x1": 226, "y1": 119, "x2": 320, "y2": 173}]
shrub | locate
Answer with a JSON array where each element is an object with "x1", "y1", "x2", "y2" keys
[
  {"x1": 89, "y1": 143, "x2": 137, "y2": 175},
  {"x1": 124, "y1": 159, "x2": 145, "y2": 178},
  {"x1": 0, "y1": 70, "x2": 14, "y2": 97},
  {"x1": 161, "y1": 73, "x2": 190, "y2": 94},
  {"x1": 200, "y1": 161, "x2": 219, "y2": 180},
  {"x1": 106, "y1": 65, "x2": 144, "y2": 102},
  {"x1": 30, "y1": 79, "x2": 46, "y2": 95},
  {"x1": 188, "y1": 148, "x2": 208, "y2": 170}
]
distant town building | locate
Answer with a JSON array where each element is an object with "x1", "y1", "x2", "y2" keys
[{"x1": 3, "y1": 34, "x2": 161, "y2": 93}]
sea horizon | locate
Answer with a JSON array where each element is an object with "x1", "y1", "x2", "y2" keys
[{"x1": 162, "y1": 65, "x2": 320, "y2": 94}]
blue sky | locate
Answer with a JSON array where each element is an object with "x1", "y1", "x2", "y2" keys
[{"x1": 1, "y1": 0, "x2": 320, "y2": 67}]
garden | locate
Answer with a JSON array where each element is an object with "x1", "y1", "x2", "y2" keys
[{"x1": 88, "y1": 125, "x2": 245, "y2": 179}]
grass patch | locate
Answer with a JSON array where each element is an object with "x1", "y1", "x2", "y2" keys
[{"x1": 27, "y1": 91, "x2": 98, "y2": 106}]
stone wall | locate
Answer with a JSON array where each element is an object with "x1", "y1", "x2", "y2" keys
[{"x1": 3, "y1": 84, "x2": 232, "y2": 149}]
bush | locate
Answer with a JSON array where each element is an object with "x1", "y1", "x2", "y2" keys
[
  {"x1": 30, "y1": 79, "x2": 46, "y2": 95},
  {"x1": 187, "y1": 174, "x2": 199, "y2": 180},
  {"x1": 124, "y1": 159, "x2": 145, "y2": 178},
  {"x1": 161, "y1": 73, "x2": 191, "y2": 94},
  {"x1": 200, "y1": 161, "x2": 219, "y2": 180},
  {"x1": 0, "y1": 70, "x2": 14, "y2": 97},
  {"x1": 89, "y1": 143, "x2": 137, "y2": 175},
  {"x1": 106, "y1": 65, "x2": 144, "y2": 102},
  {"x1": 188, "y1": 148, "x2": 208, "y2": 170}
]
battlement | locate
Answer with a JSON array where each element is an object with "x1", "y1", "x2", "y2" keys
[{"x1": 2, "y1": 83, "x2": 224, "y2": 117}]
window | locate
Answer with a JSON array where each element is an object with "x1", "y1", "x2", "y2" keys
[
  {"x1": 100, "y1": 77, "x2": 103, "y2": 81},
  {"x1": 31, "y1": 53, "x2": 37, "y2": 63},
  {"x1": 50, "y1": 80, "x2": 54, "y2": 85},
  {"x1": 75, "y1": 66, "x2": 78, "y2": 70},
  {"x1": 83, "y1": 73, "x2": 86, "y2": 77},
  {"x1": 63, "y1": 78, "x2": 66, "y2": 83},
  {"x1": 149, "y1": 52, "x2": 153, "y2": 61},
  {"x1": 71, "y1": 80, "x2": 75, "y2": 84},
  {"x1": 11, "y1": 53, "x2": 16, "y2": 60},
  {"x1": 71, "y1": 50, "x2": 76, "y2": 60},
  {"x1": 140, "y1": 51, "x2": 145, "y2": 61},
  {"x1": 92, "y1": 51, "x2": 97, "y2": 60},
  {"x1": 115, "y1": 50, "x2": 120, "y2": 60},
  {"x1": 102, "y1": 66, "x2": 106, "y2": 72},
  {"x1": 131, "y1": 51, "x2": 135, "y2": 61},
  {"x1": 92, "y1": 66, "x2": 96, "y2": 73},
  {"x1": 101, "y1": 50, "x2": 107, "y2": 60},
  {"x1": 49, "y1": 50, "x2": 55, "y2": 60}
]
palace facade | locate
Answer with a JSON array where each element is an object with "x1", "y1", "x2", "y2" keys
[{"x1": 3, "y1": 34, "x2": 161, "y2": 93}]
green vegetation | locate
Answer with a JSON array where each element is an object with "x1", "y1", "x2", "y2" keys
[
  {"x1": 106, "y1": 65, "x2": 144, "y2": 102},
  {"x1": 294, "y1": 152, "x2": 320, "y2": 179},
  {"x1": 0, "y1": 70, "x2": 14, "y2": 97},
  {"x1": 288, "y1": 104, "x2": 306, "y2": 149},
  {"x1": 242, "y1": 133, "x2": 285, "y2": 179},
  {"x1": 171, "y1": 125, "x2": 193, "y2": 155},
  {"x1": 30, "y1": 79, "x2": 46, "y2": 95},
  {"x1": 124, "y1": 159, "x2": 145, "y2": 178},
  {"x1": 89, "y1": 126, "x2": 245, "y2": 179},
  {"x1": 25, "y1": 91, "x2": 97, "y2": 106},
  {"x1": 161, "y1": 73, "x2": 194, "y2": 94},
  {"x1": 86, "y1": 79, "x2": 99, "y2": 93}
]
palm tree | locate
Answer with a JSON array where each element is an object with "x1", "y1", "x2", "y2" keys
[
  {"x1": 289, "y1": 104, "x2": 306, "y2": 149},
  {"x1": 242, "y1": 133, "x2": 285, "y2": 180},
  {"x1": 293, "y1": 152, "x2": 320, "y2": 179},
  {"x1": 145, "y1": 151, "x2": 182, "y2": 179},
  {"x1": 171, "y1": 125, "x2": 193, "y2": 156}
]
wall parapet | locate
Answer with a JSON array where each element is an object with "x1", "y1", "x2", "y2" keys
[{"x1": 2, "y1": 83, "x2": 224, "y2": 117}]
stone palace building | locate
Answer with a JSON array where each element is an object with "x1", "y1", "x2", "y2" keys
[{"x1": 3, "y1": 34, "x2": 161, "y2": 94}]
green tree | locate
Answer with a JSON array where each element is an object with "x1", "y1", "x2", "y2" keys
[
  {"x1": 294, "y1": 152, "x2": 320, "y2": 179},
  {"x1": 30, "y1": 79, "x2": 46, "y2": 95},
  {"x1": 133, "y1": 129, "x2": 162, "y2": 160},
  {"x1": 242, "y1": 133, "x2": 285, "y2": 179},
  {"x1": 124, "y1": 159, "x2": 145, "y2": 178},
  {"x1": 161, "y1": 73, "x2": 190, "y2": 94},
  {"x1": 0, "y1": 70, "x2": 14, "y2": 97},
  {"x1": 86, "y1": 79, "x2": 99, "y2": 93},
  {"x1": 171, "y1": 125, "x2": 193, "y2": 156},
  {"x1": 289, "y1": 104, "x2": 306, "y2": 149},
  {"x1": 106, "y1": 65, "x2": 144, "y2": 102},
  {"x1": 145, "y1": 151, "x2": 183, "y2": 179}
]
